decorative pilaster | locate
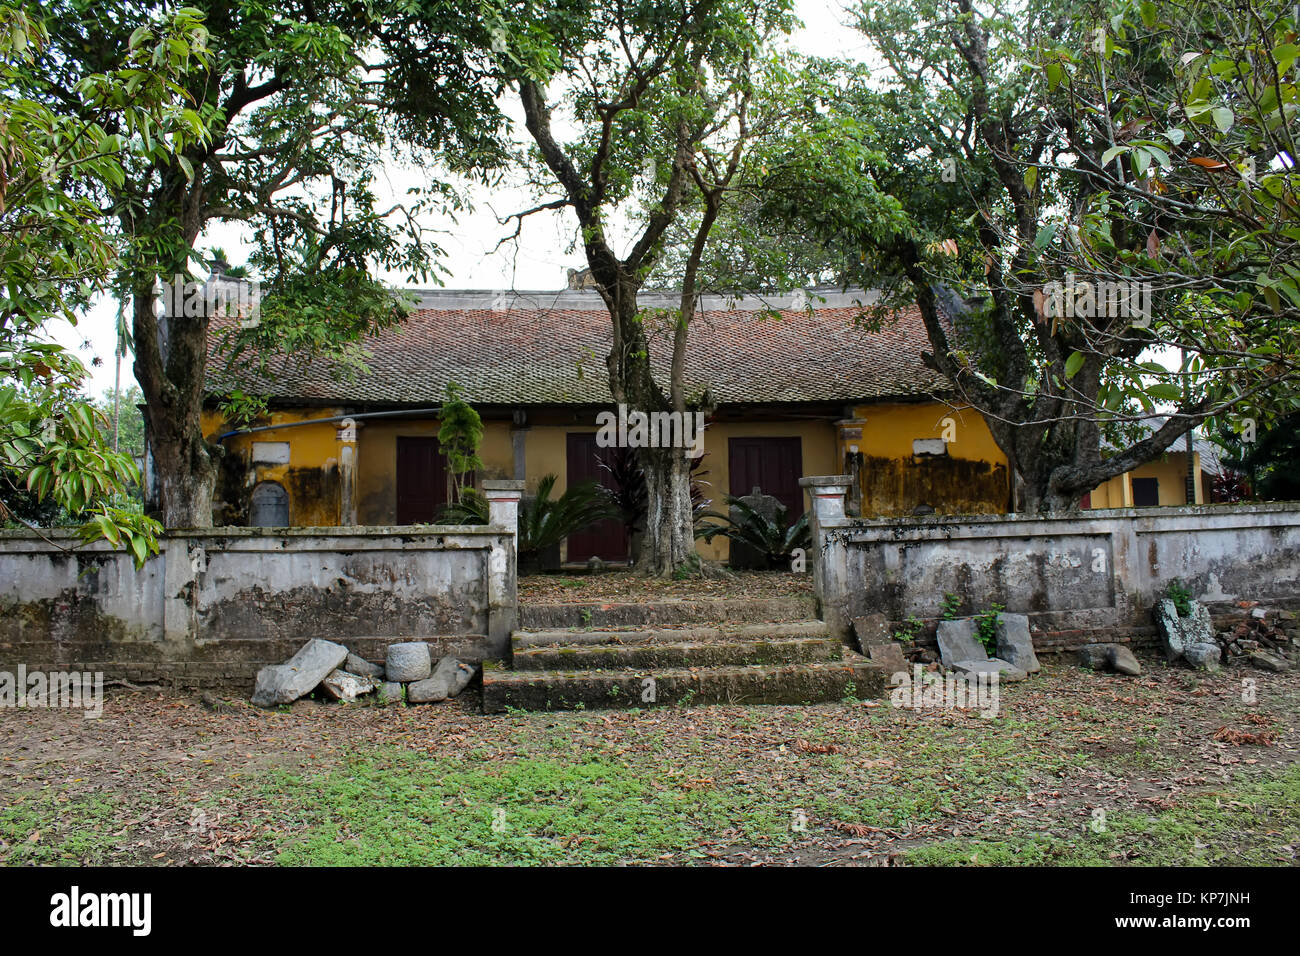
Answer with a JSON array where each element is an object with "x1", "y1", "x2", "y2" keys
[
  {"x1": 482, "y1": 480, "x2": 525, "y2": 654},
  {"x1": 799, "y1": 475, "x2": 855, "y2": 640}
]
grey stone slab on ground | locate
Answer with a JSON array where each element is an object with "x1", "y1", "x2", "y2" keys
[
  {"x1": 251, "y1": 638, "x2": 349, "y2": 707},
  {"x1": 1077, "y1": 644, "x2": 1111, "y2": 669},
  {"x1": 1155, "y1": 598, "x2": 1215, "y2": 663},
  {"x1": 1248, "y1": 651, "x2": 1289, "y2": 672},
  {"x1": 936, "y1": 619, "x2": 987, "y2": 668},
  {"x1": 345, "y1": 653, "x2": 384, "y2": 679},
  {"x1": 375, "y1": 682, "x2": 404, "y2": 705},
  {"x1": 321, "y1": 669, "x2": 378, "y2": 702},
  {"x1": 952, "y1": 658, "x2": 1028, "y2": 682},
  {"x1": 1107, "y1": 645, "x2": 1143, "y2": 676},
  {"x1": 852, "y1": 613, "x2": 891, "y2": 653},
  {"x1": 408, "y1": 657, "x2": 477, "y2": 704},
  {"x1": 385, "y1": 642, "x2": 432, "y2": 682},
  {"x1": 1183, "y1": 642, "x2": 1222, "y2": 672},
  {"x1": 865, "y1": 643, "x2": 908, "y2": 675},
  {"x1": 995, "y1": 613, "x2": 1040, "y2": 674}
]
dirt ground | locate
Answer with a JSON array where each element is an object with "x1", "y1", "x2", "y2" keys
[{"x1": 1, "y1": 657, "x2": 1297, "y2": 866}]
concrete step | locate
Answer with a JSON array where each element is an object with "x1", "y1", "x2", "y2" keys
[
  {"x1": 511, "y1": 636, "x2": 844, "y2": 671},
  {"x1": 481, "y1": 654, "x2": 885, "y2": 712},
  {"x1": 519, "y1": 596, "x2": 818, "y2": 629},
  {"x1": 511, "y1": 620, "x2": 831, "y2": 649}
]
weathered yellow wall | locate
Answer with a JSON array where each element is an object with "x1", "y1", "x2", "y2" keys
[
  {"x1": 355, "y1": 418, "x2": 514, "y2": 525},
  {"x1": 844, "y1": 402, "x2": 1010, "y2": 516},
  {"x1": 1085, "y1": 452, "x2": 1203, "y2": 508},
  {"x1": 202, "y1": 407, "x2": 347, "y2": 527}
]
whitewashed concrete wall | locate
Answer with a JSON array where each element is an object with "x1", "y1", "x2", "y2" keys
[
  {"x1": 801, "y1": 475, "x2": 1300, "y2": 641},
  {"x1": 0, "y1": 481, "x2": 523, "y2": 687}
]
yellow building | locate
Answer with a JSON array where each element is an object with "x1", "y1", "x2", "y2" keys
[{"x1": 197, "y1": 286, "x2": 1209, "y2": 564}]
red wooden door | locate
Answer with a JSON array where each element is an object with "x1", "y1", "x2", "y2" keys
[
  {"x1": 565, "y1": 433, "x2": 629, "y2": 562},
  {"x1": 396, "y1": 437, "x2": 447, "y2": 524},
  {"x1": 728, "y1": 436, "x2": 804, "y2": 523}
]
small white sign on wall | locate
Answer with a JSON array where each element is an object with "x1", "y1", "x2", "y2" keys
[
  {"x1": 251, "y1": 441, "x2": 291, "y2": 465},
  {"x1": 912, "y1": 438, "x2": 948, "y2": 457}
]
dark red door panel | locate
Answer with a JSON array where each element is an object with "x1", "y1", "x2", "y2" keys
[
  {"x1": 728, "y1": 436, "x2": 804, "y2": 523},
  {"x1": 396, "y1": 437, "x2": 447, "y2": 524},
  {"x1": 565, "y1": 432, "x2": 629, "y2": 562}
]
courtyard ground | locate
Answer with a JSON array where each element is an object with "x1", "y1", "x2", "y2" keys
[{"x1": 1, "y1": 658, "x2": 1297, "y2": 866}]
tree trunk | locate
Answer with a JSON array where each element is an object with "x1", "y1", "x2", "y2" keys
[
  {"x1": 132, "y1": 282, "x2": 220, "y2": 528},
  {"x1": 636, "y1": 446, "x2": 696, "y2": 575}
]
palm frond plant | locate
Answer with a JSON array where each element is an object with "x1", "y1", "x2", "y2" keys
[
  {"x1": 695, "y1": 496, "x2": 811, "y2": 569},
  {"x1": 437, "y1": 487, "x2": 489, "y2": 525}
]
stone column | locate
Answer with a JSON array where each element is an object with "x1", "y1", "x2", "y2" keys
[
  {"x1": 483, "y1": 480, "x2": 525, "y2": 655},
  {"x1": 336, "y1": 418, "x2": 358, "y2": 526},
  {"x1": 799, "y1": 475, "x2": 855, "y2": 641}
]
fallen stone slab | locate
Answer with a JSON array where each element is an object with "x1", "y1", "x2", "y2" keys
[
  {"x1": 1155, "y1": 598, "x2": 1215, "y2": 663},
  {"x1": 345, "y1": 653, "x2": 385, "y2": 680},
  {"x1": 1107, "y1": 645, "x2": 1142, "y2": 676},
  {"x1": 951, "y1": 658, "x2": 1027, "y2": 682},
  {"x1": 408, "y1": 657, "x2": 477, "y2": 704},
  {"x1": 1077, "y1": 644, "x2": 1111, "y2": 669},
  {"x1": 995, "y1": 614, "x2": 1040, "y2": 674},
  {"x1": 936, "y1": 619, "x2": 987, "y2": 668},
  {"x1": 251, "y1": 639, "x2": 349, "y2": 707},
  {"x1": 321, "y1": 669, "x2": 378, "y2": 703},
  {"x1": 851, "y1": 613, "x2": 890, "y2": 654},
  {"x1": 866, "y1": 643, "x2": 909, "y2": 675},
  {"x1": 1183, "y1": 642, "x2": 1222, "y2": 672},
  {"x1": 385, "y1": 642, "x2": 432, "y2": 682},
  {"x1": 1249, "y1": 651, "x2": 1289, "y2": 672},
  {"x1": 375, "y1": 682, "x2": 404, "y2": 705}
]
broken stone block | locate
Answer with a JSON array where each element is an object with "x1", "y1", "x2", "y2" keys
[
  {"x1": 1154, "y1": 598, "x2": 1215, "y2": 663},
  {"x1": 866, "y1": 643, "x2": 908, "y2": 674},
  {"x1": 251, "y1": 638, "x2": 349, "y2": 707},
  {"x1": 375, "y1": 682, "x2": 404, "y2": 705},
  {"x1": 407, "y1": 657, "x2": 477, "y2": 703},
  {"x1": 385, "y1": 642, "x2": 432, "y2": 682},
  {"x1": 1106, "y1": 645, "x2": 1142, "y2": 676},
  {"x1": 1248, "y1": 651, "x2": 1289, "y2": 672},
  {"x1": 851, "y1": 613, "x2": 891, "y2": 653},
  {"x1": 994, "y1": 613, "x2": 1040, "y2": 674},
  {"x1": 1077, "y1": 644, "x2": 1111, "y2": 669},
  {"x1": 345, "y1": 653, "x2": 385, "y2": 680},
  {"x1": 952, "y1": 658, "x2": 1027, "y2": 682},
  {"x1": 1183, "y1": 642, "x2": 1222, "y2": 672},
  {"x1": 321, "y1": 669, "x2": 378, "y2": 702},
  {"x1": 936, "y1": 619, "x2": 987, "y2": 668}
]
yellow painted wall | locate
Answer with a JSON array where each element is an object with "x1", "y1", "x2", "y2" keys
[
  {"x1": 202, "y1": 407, "x2": 348, "y2": 527},
  {"x1": 1085, "y1": 452, "x2": 1203, "y2": 508},
  {"x1": 355, "y1": 419, "x2": 514, "y2": 525},
  {"x1": 844, "y1": 402, "x2": 1010, "y2": 516}
]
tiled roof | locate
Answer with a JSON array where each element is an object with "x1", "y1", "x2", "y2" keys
[{"x1": 205, "y1": 287, "x2": 950, "y2": 407}]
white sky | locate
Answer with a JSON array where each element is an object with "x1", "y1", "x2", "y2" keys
[{"x1": 58, "y1": 1, "x2": 870, "y2": 396}]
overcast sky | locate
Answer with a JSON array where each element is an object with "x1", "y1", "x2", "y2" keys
[{"x1": 59, "y1": 1, "x2": 868, "y2": 397}]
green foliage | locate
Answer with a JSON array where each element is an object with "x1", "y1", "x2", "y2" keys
[
  {"x1": 893, "y1": 615, "x2": 924, "y2": 644},
  {"x1": 0, "y1": 4, "x2": 207, "y2": 560},
  {"x1": 940, "y1": 592, "x2": 963, "y2": 620},
  {"x1": 695, "y1": 496, "x2": 811, "y2": 569},
  {"x1": 517, "y1": 474, "x2": 619, "y2": 559},
  {"x1": 437, "y1": 382, "x2": 484, "y2": 502},
  {"x1": 1166, "y1": 579, "x2": 1193, "y2": 617},
  {"x1": 975, "y1": 603, "x2": 1005, "y2": 655}
]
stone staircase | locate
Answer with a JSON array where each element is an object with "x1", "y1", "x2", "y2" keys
[{"x1": 481, "y1": 596, "x2": 886, "y2": 712}]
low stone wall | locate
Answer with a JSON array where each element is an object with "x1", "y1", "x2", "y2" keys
[
  {"x1": 0, "y1": 487, "x2": 523, "y2": 690},
  {"x1": 801, "y1": 475, "x2": 1300, "y2": 653}
]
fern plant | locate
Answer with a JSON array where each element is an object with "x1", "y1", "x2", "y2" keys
[{"x1": 695, "y1": 496, "x2": 811, "y2": 569}]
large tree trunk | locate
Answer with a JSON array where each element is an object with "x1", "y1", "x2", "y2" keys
[
  {"x1": 132, "y1": 281, "x2": 220, "y2": 528},
  {"x1": 637, "y1": 447, "x2": 696, "y2": 574}
]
